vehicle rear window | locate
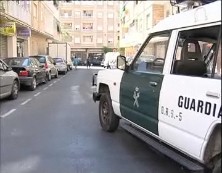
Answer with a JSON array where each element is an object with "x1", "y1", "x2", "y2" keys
[
  {"x1": 3, "y1": 58, "x2": 29, "y2": 67},
  {"x1": 31, "y1": 56, "x2": 46, "y2": 63},
  {"x1": 54, "y1": 58, "x2": 63, "y2": 63}
]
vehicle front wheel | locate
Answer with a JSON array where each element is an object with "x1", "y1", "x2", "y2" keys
[
  {"x1": 30, "y1": 77, "x2": 37, "y2": 91},
  {"x1": 55, "y1": 71, "x2": 58, "y2": 78},
  {"x1": 99, "y1": 93, "x2": 119, "y2": 132},
  {"x1": 47, "y1": 72, "x2": 52, "y2": 81},
  {"x1": 9, "y1": 80, "x2": 19, "y2": 100}
]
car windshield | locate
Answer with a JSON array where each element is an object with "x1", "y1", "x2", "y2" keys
[{"x1": 3, "y1": 58, "x2": 29, "y2": 67}]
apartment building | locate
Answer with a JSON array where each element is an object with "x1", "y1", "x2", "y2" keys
[
  {"x1": 59, "y1": 1, "x2": 120, "y2": 60},
  {"x1": 0, "y1": 0, "x2": 61, "y2": 58},
  {"x1": 119, "y1": 1, "x2": 178, "y2": 57}
]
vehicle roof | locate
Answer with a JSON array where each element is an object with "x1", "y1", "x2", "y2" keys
[{"x1": 151, "y1": 1, "x2": 221, "y2": 33}]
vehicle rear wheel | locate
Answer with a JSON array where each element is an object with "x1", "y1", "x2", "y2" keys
[
  {"x1": 43, "y1": 74, "x2": 48, "y2": 84},
  {"x1": 9, "y1": 80, "x2": 19, "y2": 100},
  {"x1": 99, "y1": 93, "x2": 119, "y2": 132},
  {"x1": 55, "y1": 71, "x2": 58, "y2": 78},
  {"x1": 213, "y1": 158, "x2": 221, "y2": 173},
  {"x1": 30, "y1": 77, "x2": 37, "y2": 91},
  {"x1": 47, "y1": 72, "x2": 51, "y2": 81}
]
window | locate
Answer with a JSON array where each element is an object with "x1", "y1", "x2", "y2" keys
[
  {"x1": 215, "y1": 43, "x2": 221, "y2": 78},
  {"x1": 132, "y1": 33, "x2": 170, "y2": 74},
  {"x1": 172, "y1": 25, "x2": 220, "y2": 79},
  {"x1": 63, "y1": 23, "x2": 72, "y2": 29},
  {"x1": 83, "y1": 10, "x2": 93, "y2": 17},
  {"x1": 97, "y1": 1, "x2": 103, "y2": 5},
  {"x1": 75, "y1": 25, "x2": 80, "y2": 31},
  {"x1": 33, "y1": 3, "x2": 37, "y2": 18},
  {"x1": 97, "y1": 26, "x2": 102, "y2": 31},
  {"x1": 75, "y1": 37, "x2": 80, "y2": 43},
  {"x1": 108, "y1": 38, "x2": 113, "y2": 43},
  {"x1": 108, "y1": 12, "x2": 114, "y2": 18},
  {"x1": 97, "y1": 38, "x2": 102, "y2": 43},
  {"x1": 74, "y1": 11, "x2": 81, "y2": 18},
  {"x1": 97, "y1": 12, "x2": 103, "y2": 18},
  {"x1": 83, "y1": 36, "x2": 93, "y2": 42},
  {"x1": 146, "y1": 14, "x2": 150, "y2": 30},
  {"x1": 108, "y1": 26, "x2": 113, "y2": 31},
  {"x1": 83, "y1": 23, "x2": 93, "y2": 30}
]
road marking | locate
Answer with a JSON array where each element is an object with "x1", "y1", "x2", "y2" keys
[
  {"x1": 43, "y1": 87, "x2": 48, "y2": 90},
  {"x1": 49, "y1": 84, "x2": 53, "y2": 87},
  {"x1": 21, "y1": 98, "x2": 32, "y2": 105},
  {"x1": 0, "y1": 109, "x2": 16, "y2": 118},
  {"x1": 34, "y1": 92, "x2": 41, "y2": 97},
  {"x1": 53, "y1": 81, "x2": 57, "y2": 84}
]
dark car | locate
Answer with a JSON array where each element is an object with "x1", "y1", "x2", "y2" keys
[
  {"x1": 29, "y1": 55, "x2": 58, "y2": 81},
  {"x1": 3, "y1": 57, "x2": 47, "y2": 91}
]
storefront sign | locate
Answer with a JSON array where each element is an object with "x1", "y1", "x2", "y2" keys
[
  {"x1": 17, "y1": 27, "x2": 31, "y2": 37},
  {"x1": 0, "y1": 21, "x2": 16, "y2": 36}
]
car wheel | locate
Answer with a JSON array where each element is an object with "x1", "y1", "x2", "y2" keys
[
  {"x1": 9, "y1": 80, "x2": 19, "y2": 100},
  {"x1": 30, "y1": 77, "x2": 37, "y2": 91},
  {"x1": 213, "y1": 159, "x2": 221, "y2": 173},
  {"x1": 43, "y1": 74, "x2": 48, "y2": 84},
  {"x1": 99, "y1": 93, "x2": 119, "y2": 132},
  {"x1": 47, "y1": 72, "x2": 51, "y2": 81},
  {"x1": 55, "y1": 70, "x2": 59, "y2": 78}
]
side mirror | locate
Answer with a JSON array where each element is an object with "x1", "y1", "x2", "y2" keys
[
  {"x1": 53, "y1": 62, "x2": 56, "y2": 65},
  {"x1": 117, "y1": 55, "x2": 127, "y2": 71}
]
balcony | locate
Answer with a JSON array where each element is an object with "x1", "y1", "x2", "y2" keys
[{"x1": 2, "y1": 1, "x2": 31, "y2": 26}]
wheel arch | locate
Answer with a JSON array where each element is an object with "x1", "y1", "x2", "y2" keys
[
  {"x1": 203, "y1": 124, "x2": 221, "y2": 168},
  {"x1": 99, "y1": 83, "x2": 110, "y2": 94}
]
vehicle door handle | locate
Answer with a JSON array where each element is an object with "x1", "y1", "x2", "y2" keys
[
  {"x1": 149, "y1": 81, "x2": 158, "y2": 87},
  {"x1": 206, "y1": 91, "x2": 220, "y2": 98}
]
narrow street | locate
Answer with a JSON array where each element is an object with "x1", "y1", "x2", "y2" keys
[{"x1": 1, "y1": 68, "x2": 187, "y2": 173}]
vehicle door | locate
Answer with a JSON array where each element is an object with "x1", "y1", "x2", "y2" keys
[
  {"x1": 120, "y1": 32, "x2": 171, "y2": 136},
  {"x1": 0, "y1": 60, "x2": 12, "y2": 97},
  {"x1": 158, "y1": 25, "x2": 221, "y2": 159}
]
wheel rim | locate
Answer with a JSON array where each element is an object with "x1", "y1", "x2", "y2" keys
[
  {"x1": 48, "y1": 73, "x2": 51, "y2": 80},
  {"x1": 33, "y1": 78, "x2": 36, "y2": 89},
  {"x1": 12, "y1": 82, "x2": 18, "y2": 96},
  {"x1": 101, "y1": 101, "x2": 110, "y2": 125}
]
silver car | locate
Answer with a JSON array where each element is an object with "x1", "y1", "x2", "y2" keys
[
  {"x1": 0, "y1": 59, "x2": 20, "y2": 100},
  {"x1": 53, "y1": 58, "x2": 68, "y2": 75}
]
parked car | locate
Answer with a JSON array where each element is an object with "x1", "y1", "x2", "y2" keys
[
  {"x1": 53, "y1": 57, "x2": 68, "y2": 75},
  {"x1": 29, "y1": 55, "x2": 58, "y2": 81},
  {"x1": 0, "y1": 59, "x2": 20, "y2": 100},
  {"x1": 3, "y1": 57, "x2": 47, "y2": 91}
]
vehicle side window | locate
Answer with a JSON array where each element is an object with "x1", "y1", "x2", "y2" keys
[
  {"x1": 29, "y1": 59, "x2": 36, "y2": 67},
  {"x1": 48, "y1": 57, "x2": 54, "y2": 64},
  {"x1": 172, "y1": 25, "x2": 220, "y2": 79},
  {"x1": 214, "y1": 42, "x2": 221, "y2": 79},
  {"x1": 132, "y1": 33, "x2": 170, "y2": 74}
]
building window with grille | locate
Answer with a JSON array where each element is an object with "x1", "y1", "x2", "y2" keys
[
  {"x1": 75, "y1": 25, "x2": 80, "y2": 31},
  {"x1": 75, "y1": 37, "x2": 80, "y2": 43},
  {"x1": 83, "y1": 10, "x2": 93, "y2": 17},
  {"x1": 74, "y1": 11, "x2": 81, "y2": 18}
]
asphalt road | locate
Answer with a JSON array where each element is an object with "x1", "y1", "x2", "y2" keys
[{"x1": 0, "y1": 66, "x2": 188, "y2": 173}]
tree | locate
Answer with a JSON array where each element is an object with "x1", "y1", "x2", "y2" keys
[{"x1": 102, "y1": 46, "x2": 113, "y2": 54}]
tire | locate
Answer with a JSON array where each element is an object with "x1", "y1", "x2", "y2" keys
[
  {"x1": 213, "y1": 159, "x2": 221, "y2": 173},
  {"x1": 9, "y1": 80, "x2": 19, "y2": 100},
  {"x1": 99, "y1": 93, "x2": 119, "y2": 132},
  {"x1": 30, "y1": 77, "x2": 37, "y2": 91},
  {"x1": 43, "y1": 74, "x2": 48, "y2": 84},
  {"x1": 55, "y1": 71, "x2": 58, "y2": 78},
  {"x1": 47, "y1": 72, "x2": 52, "y2": 81}
]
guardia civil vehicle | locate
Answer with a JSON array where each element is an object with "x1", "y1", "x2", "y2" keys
[{"x1": 92, "y1": 1, "x2": 221, "y2": 172}]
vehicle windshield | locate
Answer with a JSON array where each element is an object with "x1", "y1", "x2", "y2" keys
[{"x1": 3, "y1": 58, "x2": 29, "y2": 67}]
